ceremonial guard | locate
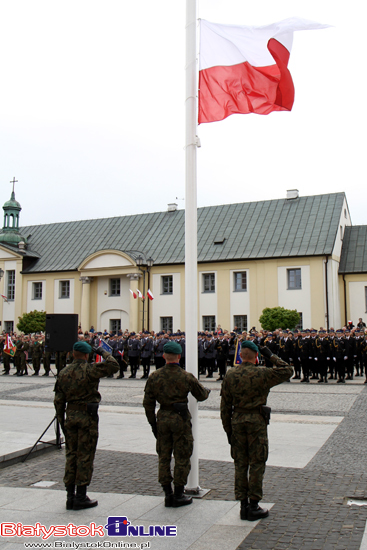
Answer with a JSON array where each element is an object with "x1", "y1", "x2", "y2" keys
[
  {"x1": 127, "y1": 333, "x2": 141, "y2": 378},
  {"x1": 221, "y1": 341, "x2": 293, "y2": 521},
  {"x1": 31, "y1": 336, "x2": 43, "y2": 376},
  {"x1": 54, "y1": 341, "x2": 119, "y2": 510},
  {"x1": 141, "y1": 332, "x2": 154, "y2": 379},
  {"x1": 143, "y1": 341, "x2": 210, "y2": 507}
]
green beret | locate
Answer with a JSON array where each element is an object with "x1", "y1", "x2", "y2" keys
[
  {"x1": 163, "y1": 341, "x2": 182, "y2": 354},
  {"x1": 73, "y1": 341, "x2": 92, "y2": 354},
  {"x1": 241, "y1": 340, "x2": 259, "y2": 353}
]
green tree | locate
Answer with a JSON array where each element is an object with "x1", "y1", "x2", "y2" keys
[
  {"x1": 259, "y1": 307, "x2": 300, "y2": 332},
  {"x1": 17, "y1": 310, "x2": 46, "y2": 334}
]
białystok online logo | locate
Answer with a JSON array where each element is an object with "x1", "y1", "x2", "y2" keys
[
  {"x1": 105, "y1": 517, "x2": 177, "y2": 537},
  {"x1": 1, "y1": 516, "x2": 177, "y2": 540}
]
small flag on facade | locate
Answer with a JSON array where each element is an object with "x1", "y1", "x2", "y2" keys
[
  {"x1": 147, "y1": 289, "x2": 154, "y2": 301},
  {"x1": 1, "y1": 294, "x2": 8, "y2": 303},
  {"x1": 129, "y1": 289, "x2": 137, "y2": 299},
  {"x1": 136, "y1": 289, "x2": 144, "y2": 299}
]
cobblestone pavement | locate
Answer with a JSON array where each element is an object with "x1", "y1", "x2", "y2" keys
[{"x1": 2, "y1": 368, "x2": 367, "y2": 549}]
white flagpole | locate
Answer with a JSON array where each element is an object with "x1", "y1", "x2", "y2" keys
[{"x1": 185, "y1": 0, "x2": 200, "y2": 493}]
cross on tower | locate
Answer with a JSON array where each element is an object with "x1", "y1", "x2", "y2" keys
[{"x1": 10, "y1": 177, "x2": 18, "y2": 193}]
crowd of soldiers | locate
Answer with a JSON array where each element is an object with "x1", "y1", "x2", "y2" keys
[{"x1": 1, "y1": 319, "x2": 367, "y2": 383}]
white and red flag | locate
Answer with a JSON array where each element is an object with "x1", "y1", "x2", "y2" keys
[
  {"x1": 147, "y1": 289, "x2": 154, "y2": 301},
  {"x1": 136, "y1": 289, "x2": 144, "y2": 299},
  {"x1": 198, "y1": 18, "x2": 330, "y2": 123},
  {"x1": 129, "y1": 289, "x2": 137, "y2": 299},
  {"x1": 1, "y1": 294, "x2": 8, "y2": 303},
  {"x1": 4, "y1": 334, "x2": 16, "y2": 357}
]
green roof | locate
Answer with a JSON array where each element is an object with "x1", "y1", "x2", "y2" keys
[
  {"x1": 339, "y1": 226, "x2": 367, "y2": 273},
  {"x1": 17, "y1": 192, "x2": 346, "y2": 274}
]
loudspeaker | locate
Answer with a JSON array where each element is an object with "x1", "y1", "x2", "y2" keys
[{"x1": 45, "y1": 314, "x2": 78, "y2": 351}]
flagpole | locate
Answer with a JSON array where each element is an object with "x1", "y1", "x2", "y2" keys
[{"x1": 185, "y1": 0, "x2": 201, "y2": 494}]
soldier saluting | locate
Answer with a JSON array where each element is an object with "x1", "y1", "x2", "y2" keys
[
  {"x1": 143, "y1": 341, "x2": 210, "y2": 508},
  {"x1": 220, "y1": 340, "x2": 293, "y2": 521}
]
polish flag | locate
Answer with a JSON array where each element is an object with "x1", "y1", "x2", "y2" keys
[
  {"x1": 147, "y1": 289, "x2": 154, "y2": 301},
  {"x1": 136, "y1": 289, "x2": 144, "y2": 299},
  {"x1": 95, "y1": 339, "x2": 103, "y2": 363},
  {"x1": 199, "y1": 18, "x2": 330, "y2": 123},
  {"x1": 129, "y1": 289, "x2": 137, "y2": 299}
]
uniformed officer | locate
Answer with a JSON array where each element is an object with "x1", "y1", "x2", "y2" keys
[
  {"x1": 143, "y1": 341, "x2": 210, "y2": 507},
  {"x1": 220, "y1": 340, "x2": 293, "y2": 521},
  {"x1": 54, "y1": 340, "x2": 119, "y2": 510},
  {"x1": 31, "y1": 336, "x2": 43, "y2": 375}
]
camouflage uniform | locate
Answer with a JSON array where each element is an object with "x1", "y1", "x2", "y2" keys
[
  {"x1": 31, "y1": 339, "x2": 43, "y2": 374},
  {"x1": 54, "y1": 351, "x2": 118, "y2": 487},
  {"x1": 143, "y1": 363, "x2": 210, "y2": 486},
  {"x1": 221, "y1": 353, "x2": 293, "y2": 502}
]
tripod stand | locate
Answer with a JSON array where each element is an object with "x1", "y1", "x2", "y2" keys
[{"x1": 22, "y1": 415, "x2": 64, "y2": 462}]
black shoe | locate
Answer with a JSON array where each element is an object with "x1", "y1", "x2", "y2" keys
[
  {"x1": 216, "y1": 377, "x2": 223, "y2": 381},
  {"x1": 32, "y1": 372, "x2": 39, "y2": 376},
  {"x1": 42, "y1": 372, "x2": 49, "y2": 376},
  {"x1": 73, "y1": 486, "x2": 98, "y2": 510},
  {"x1": 66, "y1": 485, "x2": 75, "y2": 510},
  {"x1": 2, "y1": 372, "x2": 9, "y2": 375},
  {"x1": 172, "y1": 486, "x2": 192, "y2": 507},
  {"x1": 162, "y1": 484, "x2": 173, "y2": 507},
  {"x1": 317, "y1": 379, "x2": 323, "y2": 383},
  {"x1": 247, "y1": 501, "x2": 269, "y2": 521},
  {"x1": 116, "y1": 375, "x2": 124, "y2": 379},
  {"x1": 240, "y1": 498, "x2": 249, "y2": 520},
  {"x1": 206, "y1": 374, "x2": 213, "y2": 378}
]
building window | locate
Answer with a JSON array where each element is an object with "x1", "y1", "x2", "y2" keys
[
  {"x1": 110, "y1": 319, "x2": 121, "y2": 334},
  {"x1": 234, "y1": 272, "x2": 247, "y2": 291},
  {"x1": 234, "y1": 315, "x2": 247, "y2": 332},
  {"x1": 203, "y1": 273, "x2": 215, "y2": 293},
  {"x1": 287, "y1": 268, "x2": 301, "y2": 290},
  {"x1": 344, "y1": 208, "x2": 347, "y2": 219},
  {"x1": 59, "y1": 280, "x2": 70, "y2": 299},
  {"x1": 6, "y1": 270, "x2": 15, "y2": 301},
  {"x1": 296, "y1": 312, "x2": 303, "y2": 330},
  {"x1": 340, "y1": 225, "x2": 343, "y2": 240},
  {"x1": 161, "y1": 317, "x2": 173, "y2": 332},
  {"x1": 161, "y1": 275, "x2": 173, "y2": 295},
  {"x1": 32, "y1": 282, "x2": 42, "y2": 300},
  {"x1": 4, "y1": 321, "x2": 14, "y2": 333},
  {"x1": 109, "y1": 278, "x2": 121, "y2": 297},
  {"x1": 203, "y1": 316, "x2": 216, "y2": 332}
]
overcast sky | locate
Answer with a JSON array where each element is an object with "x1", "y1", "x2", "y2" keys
[{"x1": 0, "y1": 0, "x2": 364, "y2": 228}]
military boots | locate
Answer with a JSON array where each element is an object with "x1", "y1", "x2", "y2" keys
[
  {"x1": 73, "y1": 485, "x2": 98, "y2": 510},
  {"x1": 162, "y1": 484, "x2": 173, "y2": 507},
  {"x1": 172, "y1": 486, "x2": 192, "y2": 507},
  {"x1": 66, "y1": 485, "x2": 75, "y2": 510},
  {"x1": 247, "y1": 500, "x2": 269, "y2": 521},
  {"x1": 240, "y1": 498, "x2": 249, "y2": 520}
]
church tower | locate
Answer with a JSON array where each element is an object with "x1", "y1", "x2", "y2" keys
[{"x1": 0, "y1": 178, "x2": 27, "y2": 246}]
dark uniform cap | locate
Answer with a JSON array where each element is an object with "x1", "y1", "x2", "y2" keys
[
  {"x1": 73, "y1": 341, "x2": 92, "y2": 354},
  {"x1": 163, "y1": 341, "x2": 182, "y2": 354},
  {"x1": 241, "y1": 340, "x2": 259, "y2": 353}
]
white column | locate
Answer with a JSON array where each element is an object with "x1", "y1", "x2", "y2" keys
[
  {"x1": 79, "y1": 276, "x2": 93, "y2": 332},
  {"x1": 127, "y1": 274, "x2": 140, "y2": 332}
]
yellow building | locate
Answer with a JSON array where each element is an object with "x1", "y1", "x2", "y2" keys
[{"x1": 0, "y1": 188, "x2": 358, "y2": 334}]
